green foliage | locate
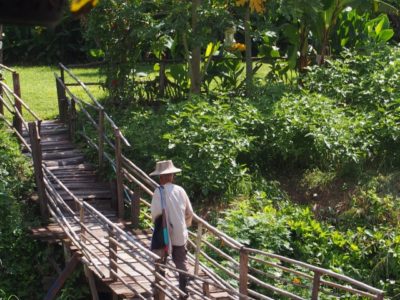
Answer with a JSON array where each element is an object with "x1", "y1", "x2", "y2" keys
[
  {"x1": 334, "y1": 11, "x2": 395, "y2": 51},
  {"x1": 85, "y1": 0, "x2": 231, "y2": 102},
  {"x1": 3, "y1": 15, "x2": 89, "y2": 64},
  {"x1": 257, "y1": 45, "x2": 400, "y2": 174},
  {"x1": 97, "y1": 95, "x2": 262, "y2": 200},
  {"x1": 0, "y1": 125, "x2": 44, "y2": 298},
  {"x1": 218, "y1": 185, "x2": 400, "y2": 297},
  {"x1": 163, "y1": 96, "x2": 262, "y2": 198}
]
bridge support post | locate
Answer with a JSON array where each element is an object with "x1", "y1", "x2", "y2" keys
[
  {"x1": 131, "y1": 186, "x2": 141, "y2": 228},
  {"x1": 12, "y1": 72, "x2": 22, "y2": 134},
  {"x1": 154, "y1": 264, "x2": 166, "y2": 300},
  {"x1": 56, "y1": 77, "x2": 67, "y2": 122},
  {"x1": 114, "y1": 129, "x2": 124, "y2": 219},
  {"x1": 44, "y1": 253, "x2": 80, "y2": 300},
  {"x1": 84, "y1": 264, "x2": 99, "y2": 300},
  {"x1": 239, "y1": 247, "x2": 249, "y2": 300},
  {"x1": 28, "y1": 121, "x2": 48, "y2": 219},
  {"x1": 311, "y1": 271, "x2": 321, "y2": 300},
  {"x1": 109, "y1": 228, "x2": 118, "y2": 280},
  {"x1": 202, "y1": 282, "x2": 210, "y2": 297},
  {"x1": 69, "y1": 97, "x2": 76, "y2": 139}
]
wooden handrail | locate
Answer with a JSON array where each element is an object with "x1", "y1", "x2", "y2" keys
[
  {"x1": 0, "y1": 64, "x2": 16, "y2": 73},
  {"x1": 0, "y1": 81, "x2": 41, "y2": 121}
]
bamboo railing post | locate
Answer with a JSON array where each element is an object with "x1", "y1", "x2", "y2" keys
[
  {"x1": 154, "y1": 264, "x2": 166, "y2": 300},
  {"x1": 114, "y1": 129, "x2": 124, "y2": 219},
  {"x1": 60, "y1": 64, "x2": 65, "y2": 84},
  {"x1": 83, "y1": 264, "x2": 99, "y2": 300},
  {"x1": 28, "y1": 122, "x2": 48, "y2": 219},
  {"x1": 69, "y1": 98, "x2": 76, "y2": 139},
  {"x1": 239, "y1": 247, "x2": 249, "y2": 300},
  {"x1": 80, "y1": 204, "x2": 86, "y2": 243},
  {"x1": 12, "y1": 72, "x2": 22, "y2": 134},
  {"x1": 376, "y1": 293, "x2": 384, "y2": 300},
  {"x1": 194, "y1": 223, "x2": 203, "y2": 275},
  {"x1": 98, "y1": 109, "x2": 105, "y2": 168},
  {"x1": 109, "y1": 227, "x2": 117, "y2": 280},
  {"x1": 131, "y1": 186, "x2": 141, "y2": 228},
  {"x1": 311, "y1": 271, "x2": 322, "y2": 300},
  {"x1": 202, "y1": 282, "x2": 210, "y2": 297},
  {"x1": 56, "y1": 77, "x2": 67, "y2": 122}
]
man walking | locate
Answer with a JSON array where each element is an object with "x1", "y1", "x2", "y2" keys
[{"x1": 150, "y1": 160, "x2": 193, "y2": 299}]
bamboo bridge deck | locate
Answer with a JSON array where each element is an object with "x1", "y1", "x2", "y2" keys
[{"x1": 0, "y1": 63, "x2": 387, "y2": 300}]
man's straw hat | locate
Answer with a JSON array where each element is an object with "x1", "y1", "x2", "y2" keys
[{"x1": 149, "y1": 160, "x2": 182, "y2": 176}]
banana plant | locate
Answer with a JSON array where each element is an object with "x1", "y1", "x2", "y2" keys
[
  {"x1": 280, "y1": 0, "x2": 398, "y2": 71},
  {"x1": 313, "y1": 0, "x2": 399, "y2": 64}
]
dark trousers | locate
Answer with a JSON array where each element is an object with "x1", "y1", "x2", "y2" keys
[{"x1": 172, "y1": 245, "x2": 189, "y2": 293}]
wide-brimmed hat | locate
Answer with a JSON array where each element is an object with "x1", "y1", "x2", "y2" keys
[{"x1": 149, "y1": 160, "x2": 182, "y2": 176}]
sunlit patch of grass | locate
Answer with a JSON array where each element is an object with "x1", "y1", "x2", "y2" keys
[{"x1": 2, "y1": 66, "x2": 106, "y2": 121}]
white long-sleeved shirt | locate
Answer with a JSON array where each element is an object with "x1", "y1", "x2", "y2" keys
[{"x1": 151, "y1": 183, "x2": 193, "y2": 246}]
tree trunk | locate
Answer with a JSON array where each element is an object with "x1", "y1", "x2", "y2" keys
[
  {"x1": 0, "y1": 25, "x2": 3, "y2": 64},
  {"x1": 298, "y1": 25, "x2": 309, "y2": 72},
  {"x1": 389, "y1": 14, "x2": 400, "y2": 42},
  {"x1": 244, "y1": 5, "x2": 252, "y2": 95},
  {"x1": 190, "y1": 0, "x2": 201, "y2": 95}
]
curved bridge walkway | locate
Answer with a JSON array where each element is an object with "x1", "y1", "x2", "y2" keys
[{"x1": 0, "y1": 64, "x2": 385, "y2": 300}]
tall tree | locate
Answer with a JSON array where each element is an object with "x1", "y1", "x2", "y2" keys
[{"x1": 191, "y1": 0, "x2": 202, "y2": 94}]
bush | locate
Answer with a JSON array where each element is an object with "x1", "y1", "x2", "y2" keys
[
  {"x1": 218, "y1": 185, "x2": 400, "y2": 297},
  {"x1": 163, "y1": 96, "x2": 263, "y2": 199},
  {"x1": 0, "y1": 125, "x2": 46, "y2": 298},
  {"x1": 98, "y1": 95, "x2": 263, "y2": 200},
  {"x1": 256, "y1": 45, "x2": 400, "y2": 175},
  {"x1": 3, "y1": 14, "x2": 89, "y2": 64}
]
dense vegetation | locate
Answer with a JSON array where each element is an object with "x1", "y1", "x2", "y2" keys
[
  {"x1": 0, "y1": 126, "x2": 88, "y2": 299},
  {"x1": 85, "y1": 44, "x2": 400, "y2": 296},
  {"x1": 1, "y1": 0, "x2": 400, "y2": 298},
  {"x1": 0, "y1": 125, "x2": 44, "y2": 298}
]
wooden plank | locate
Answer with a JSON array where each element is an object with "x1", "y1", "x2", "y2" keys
[
  {"x1": 44, "y1": 156, "x2": 86, "y2": 167},
  {"x1": 52, "y1": 182, "x2": 109, "y2": 189},
  {"x1": 43, "y1": 150, "x2": 84, "y2": 160},
  {"x1": 47, "y1": 163, "x2": 95, "y2": 171},
  {"x1": 40, "y1": 144, "x2": 75, "y2": 151}
]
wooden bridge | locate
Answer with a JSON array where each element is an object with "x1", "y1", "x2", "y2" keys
[{"x1": 0, "y1": 63, "x2": 386, "y2": 300}]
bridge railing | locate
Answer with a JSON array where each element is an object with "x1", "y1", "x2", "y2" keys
[
  {"x1": 53, "y1": 64, "x2": 385, "y2": 300},
  {"x1": 0, "y1": 64, "x2": 41, "y2": 149},
  {"x1": 26, "y1": 119, "x2": 245, "y2": 300}
]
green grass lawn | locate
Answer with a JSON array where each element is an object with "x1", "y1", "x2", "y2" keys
[
  {"x1": 2, "y1": 66, "x2": 106, "y2": 121},
  {"x1": 1, "y1": 62, "x2": 275, "y2": 121}
]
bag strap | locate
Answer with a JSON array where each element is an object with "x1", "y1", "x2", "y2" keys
[{"x1": 159, "y1": 186, "x2": 170, "y2": 254}]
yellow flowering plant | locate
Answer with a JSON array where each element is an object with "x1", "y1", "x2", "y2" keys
[{"x1": 235, "y1": 0, "x2": 265, "y2": 13}]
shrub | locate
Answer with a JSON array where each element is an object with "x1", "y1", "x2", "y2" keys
[
  {"x1": 218, "y1": 185, "x2": 400, "y2": 296},
  {"x1": 3, "y1": 14, "x2": 89, "y2": 64},
  {"x1": 163, "y1": 96, "x2": 263, "y2": 199},
  {"x1": 256, "y1": 45, "x2": 400, "y2": 175},
  {"x1": 0, "y1": 126, "x2": 45, "y2": 298}
]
